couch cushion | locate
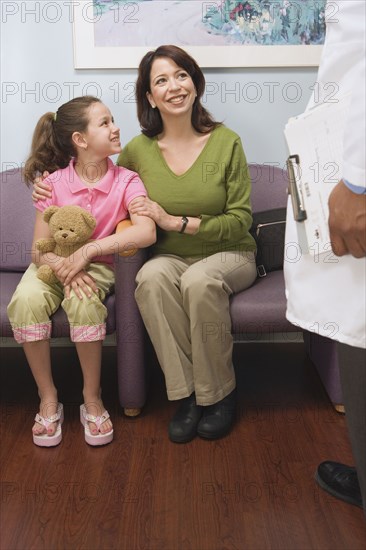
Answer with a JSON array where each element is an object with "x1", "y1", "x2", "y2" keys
[
  {"x1": 1, "y1": 169, "x2": 35, "y2": 271},
  {"x1": 249, "y1": 164, "x2": 289, "y2": 212},
  {"x1": 230, "y1": 270, "x2": 297, "y2": 336}
]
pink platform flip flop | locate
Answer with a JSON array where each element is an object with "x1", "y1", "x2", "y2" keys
[
  {"x1": 80, "y1": 404, "x2": 113, "y2": 446},
  {"x1": 33, "y1": 403, "x2": 64, "y2": 447}
]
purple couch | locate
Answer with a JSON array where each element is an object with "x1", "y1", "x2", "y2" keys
[{"x1": 0, "y1": 166, "x2": 343, "y2": 415}]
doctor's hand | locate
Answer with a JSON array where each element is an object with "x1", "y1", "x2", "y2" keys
[
  {"x1": 32, "y1": 172, "x2": 52, "y2": 202},
  {"x1": 328, "y1": 180, "x2": 366, "y2": 258}
]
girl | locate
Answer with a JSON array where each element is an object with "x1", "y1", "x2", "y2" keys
[{"x1": 7, "y1": 96, "x2": 156, "y2": 447}]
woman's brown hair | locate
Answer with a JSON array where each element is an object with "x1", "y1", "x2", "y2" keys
[
  {"x1": 136, "y1": 45, "x2": 221, "y2": 137},
  {"x1": 23, "y1": 95, "x2": 101, "y2": 185}
]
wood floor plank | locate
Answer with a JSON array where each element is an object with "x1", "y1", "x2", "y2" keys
[{"x1": 1, "y1": 344, "x2": 365, "y2": 550}]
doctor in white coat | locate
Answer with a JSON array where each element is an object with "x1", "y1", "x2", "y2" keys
[{"x1": 285, "y1": 0, "x2": 366, "y2": 514}]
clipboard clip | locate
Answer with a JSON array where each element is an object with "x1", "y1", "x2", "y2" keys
[{"x1": 286, "y1": 154, "x2": 307, "y2": 222}]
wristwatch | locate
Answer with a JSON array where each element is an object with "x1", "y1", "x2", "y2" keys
[{"x1": 179, "y1": 216, "x2": 189, "y2": 233}]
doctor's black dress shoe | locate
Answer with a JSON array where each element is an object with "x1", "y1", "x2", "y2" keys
[
  {"x1": 197, "y1": 389, "x2": 236, "y2": 440},
  {"x1": 315, "y1": 461, "x2": 364, "y2": 509},
  {"x1": 168, "y1": 393, "x2": 203, "y2": 443}
]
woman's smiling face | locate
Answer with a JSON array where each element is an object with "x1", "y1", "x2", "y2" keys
[{"x1": 146, "y1": 57, "x2": 196, "y2": 118}]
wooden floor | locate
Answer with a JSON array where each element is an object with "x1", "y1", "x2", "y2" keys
[{"x1": 1, "y1": 343, "x2": 365, "y2": 550}]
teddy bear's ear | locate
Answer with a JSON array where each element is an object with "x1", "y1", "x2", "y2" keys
[
  {"x1": 81, "y1": 210, "x2": 97, "y2": 230},
  {"x1": 43, "y1": 206, "x2": 59, "y2": 223}
]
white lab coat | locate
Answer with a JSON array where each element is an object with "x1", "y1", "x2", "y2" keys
[{"x1": 284, "y1": 1, "x2": 366, "y2": 348}]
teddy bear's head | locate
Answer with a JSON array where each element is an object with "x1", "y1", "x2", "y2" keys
[{"x1": 43, "y1": 205, "x2": 96, "y2": 245}]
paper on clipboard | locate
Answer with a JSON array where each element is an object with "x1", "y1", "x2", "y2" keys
[{"x1": 284, "y1": 93, "x2": 351, "y2": 253}]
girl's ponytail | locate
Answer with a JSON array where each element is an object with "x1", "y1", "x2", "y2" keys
[
  {"x1": 23, "y1": 96, "x2": 101, "y2": 185},
  {"x1": 23, "y1": 112, "x2": 70, "y2": 185}
]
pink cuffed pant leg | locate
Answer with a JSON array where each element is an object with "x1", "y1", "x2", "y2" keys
[{"x1": 7, "y1": 263, "x2": 115, "y2": 343}]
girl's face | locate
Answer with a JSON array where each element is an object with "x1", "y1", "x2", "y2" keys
[
  {"x1": 146, "y1": 57, "x2": 196, "y2": 119},
  {"x1": 81, "y1": 102, "x2": 121, "y2": 158}
]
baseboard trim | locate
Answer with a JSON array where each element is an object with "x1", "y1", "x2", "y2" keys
[{"x1": 0, "y1": 334, "x2": 117, "y2": 348}]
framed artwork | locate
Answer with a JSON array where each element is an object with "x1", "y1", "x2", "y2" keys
[{"x1": 73, "y1": 0, "x2": 327, "y2": 69}]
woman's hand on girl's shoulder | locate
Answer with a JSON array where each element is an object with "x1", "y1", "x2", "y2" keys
[{"x1": 32, "y1": 171, "x2": 52, "y2": 202}]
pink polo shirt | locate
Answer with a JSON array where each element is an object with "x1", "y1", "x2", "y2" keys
[{"x1": 35, "y1": 158, "x2": 147, "y2": 265}]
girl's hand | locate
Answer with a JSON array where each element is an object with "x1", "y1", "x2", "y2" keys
[
  {"x1": 54, "y1": 247, "x2": 90, "y2": 286},
  {"x1": 128, "y1": 197, "x2": 173, "y2": 231},
  {"x1": 32, "y1": 172, "x2": 52, "y2": 202},
  {"x1": 64, "y1": 270, "x2": 98, "y2": 300}
]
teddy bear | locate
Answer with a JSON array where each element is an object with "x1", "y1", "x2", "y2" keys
[{"x1": 35, "y1": 205, "x2": 97, "y2": 285}]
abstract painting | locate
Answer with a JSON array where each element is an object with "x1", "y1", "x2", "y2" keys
[{"x1": 73, "y1": 0, "x2": 327, "y2": 68}]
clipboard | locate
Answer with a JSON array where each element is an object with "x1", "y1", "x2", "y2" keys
[
  {"x1": 287, "y1": 154, "x2": 307, "y2": 223},
  {"x1": 284, "y1": 93, "x2": 351, "y2": 252}
]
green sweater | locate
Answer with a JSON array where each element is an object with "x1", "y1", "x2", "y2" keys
[{"x1": 117, "y1": 125, "x2": 256, "y2": 258}]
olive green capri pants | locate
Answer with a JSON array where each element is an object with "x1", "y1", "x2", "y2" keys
[
  {"x1": 7, "y1": 263, "x2": 115, "y2": 343},
  {"x1": 135, "y1": 250, "x2": 257, "y2": 406}
]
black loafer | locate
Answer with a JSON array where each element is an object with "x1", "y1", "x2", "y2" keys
[
  {"x1": 168, "y1": 393, "x2": 203, "y2": 443},
  {"x1": 315, "y1": 461, "x2": 364, "y2": 509},
  {"x1": 197, "y1": 390, "x2": 236, "y2": 440}
]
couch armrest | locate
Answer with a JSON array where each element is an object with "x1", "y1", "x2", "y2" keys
[
  {"x1": 114, "y1": 237, "x2": 149, "y2": 412},
  {"x1": 115, "y1": 219, "x2": 138, "y2": 257}
]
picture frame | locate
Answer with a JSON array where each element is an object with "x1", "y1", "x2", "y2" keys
[{"x1": 73, "y1": 1, "x2": 326, "y2": 69}]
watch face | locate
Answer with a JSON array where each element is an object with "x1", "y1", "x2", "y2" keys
[{"x1": 180, "y1": 216, "x2": 188, "y2": 233}]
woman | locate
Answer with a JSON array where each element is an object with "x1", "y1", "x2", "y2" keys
[{"x1": 33, "y1": 45, "x2": 257, "y2": 443}]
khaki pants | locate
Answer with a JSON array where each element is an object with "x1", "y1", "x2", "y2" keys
[
  {"x1": 7, "y1": 263, "x2": 115, "y2": 343},
  {"x1": 135, "y1": 251, "x2": 257, "y2": 405}
]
